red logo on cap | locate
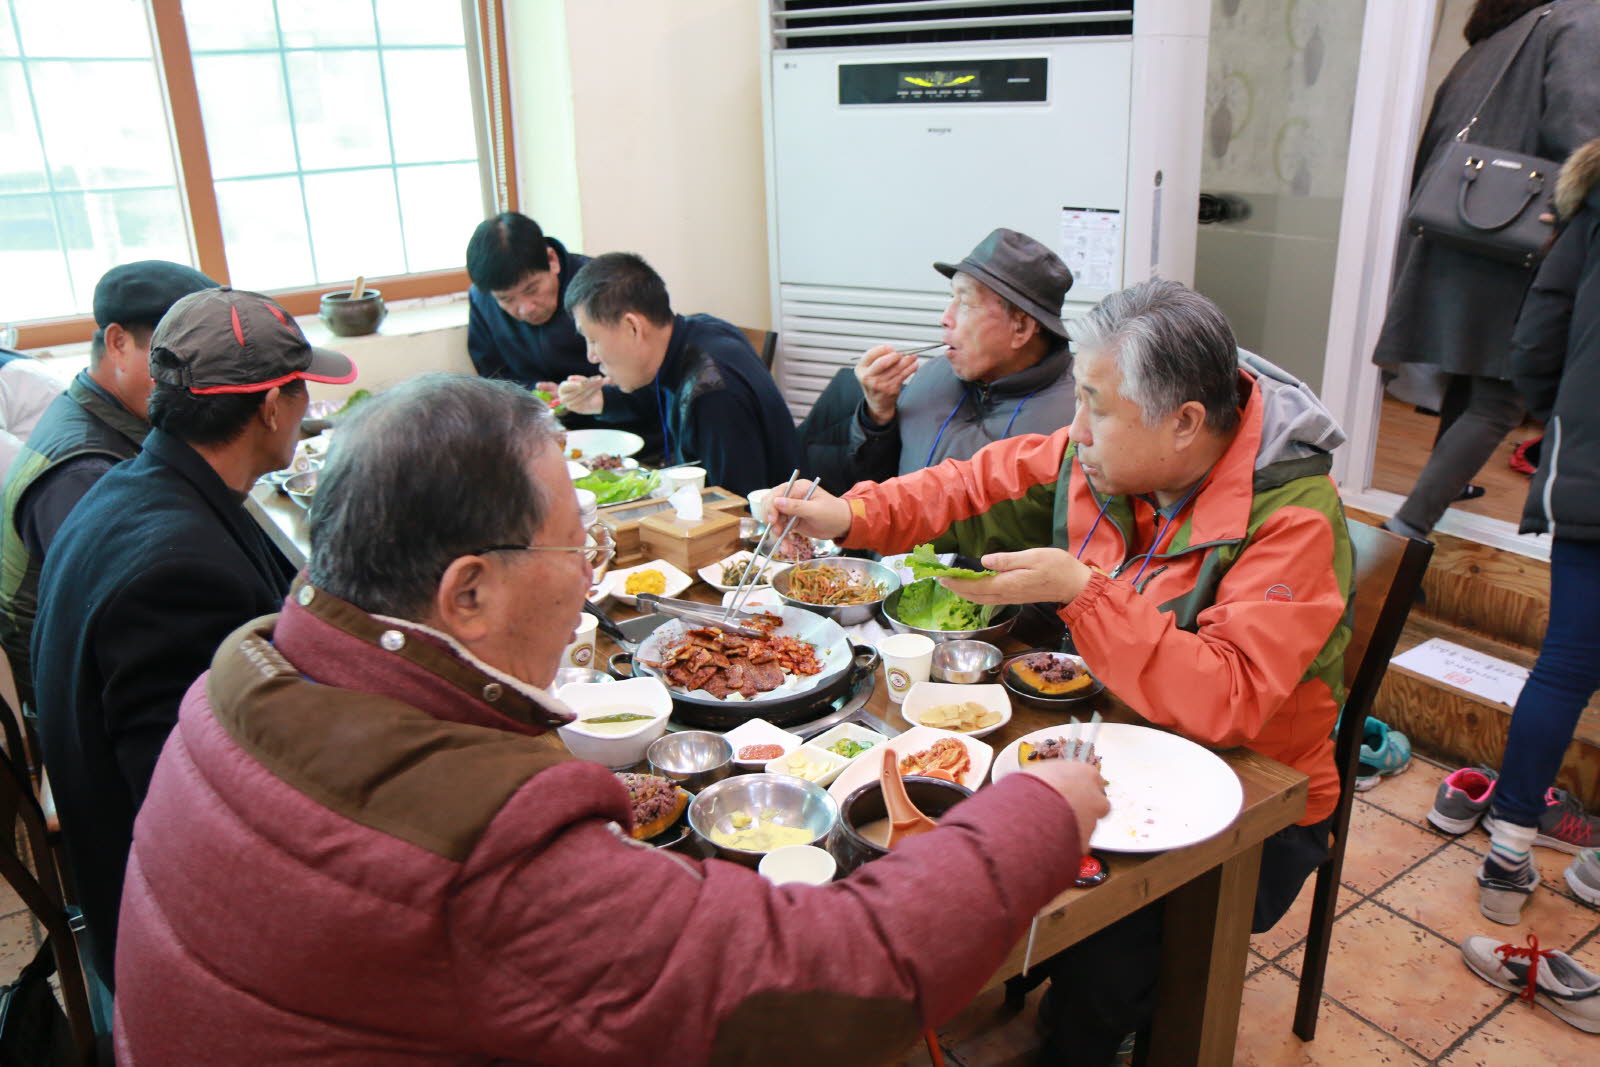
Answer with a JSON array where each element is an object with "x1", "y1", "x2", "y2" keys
[{"x1": 230, "y1": 306, "x2": 246, "y2": 347}]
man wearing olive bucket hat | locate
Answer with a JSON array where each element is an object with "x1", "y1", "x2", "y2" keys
[{"x1": 808, "y1": 228, "x2": 1076, "y2": 488}]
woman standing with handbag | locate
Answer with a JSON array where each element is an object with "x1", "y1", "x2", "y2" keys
[{"x1": 1375, "y1": 0, "x2": 1600, "y2": 541}]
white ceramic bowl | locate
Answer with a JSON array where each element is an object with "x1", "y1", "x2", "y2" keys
[
  {"x1": 565, "y1": 428, "x2": 645, "y2": 459},
  {"x1": 555, "y1": 677, "x2": 672, "y2": 769},
  {"x1": 697, "y1": 551, "x2": 791, "y2": 594},
  {"x1": 764, "y1": 743, "x2": 848, "y2": 787},
  {"x1": 825, "y1": 724, "x2": 995, "y2": 803},
  {"x1": 759, "y1": 844, "x2": 837, "y2": 886},
  {"x1": 808, "y1": 722, "x2": 887, "y2": 763},
  {"x1": 723, "y1": 718, "x2": 803, "y2": 769},
  {"x1": 900, "y1": 682, "x2": 1013, "y2": 740},
  {"x1": 596, "y1": 560, "x2": 694, "y2": 608}
]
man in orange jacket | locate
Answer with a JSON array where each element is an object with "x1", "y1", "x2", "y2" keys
[{"x1": 773, "y1": 278, "x2": 1353, "y2": 1062}]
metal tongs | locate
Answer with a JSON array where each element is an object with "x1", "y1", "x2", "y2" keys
[
  {"x1": 633, "y1": 593, "x2": 770, "y2": 639},
  {"x1": 724, "y1": 468, "x2": 820, "y2": 620}
]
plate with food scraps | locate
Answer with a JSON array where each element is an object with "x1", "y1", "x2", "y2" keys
[
  {"x1": 826, "y1": 724, "x2": 993, "y2": 804},
  {"x1": 991, "y1": 722, "x2": 1242, "y2": 853},
  {"x1": 1001, "y1": 650, "x2": 1105, "y2": 707},
  {"x1": 698, "y1": 551, "x2": 792, "y2": 594},
  {"x1": 724, "y1": 718, "x2": 803, "y2": 768},
  {"x1": 596, "y1": 560, "x2": 694, "y2": 608},
  {"x1": 565, "y1": 428, "x2": 644, "y2": 460},
  {"x1": 900, "y1": 682, "x2": 1012, "y2": 739},
  {"x1": 569, "y1": 455, "x2": 640, "y2": 479}
]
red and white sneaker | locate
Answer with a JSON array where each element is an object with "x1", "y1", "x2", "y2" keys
[{"x1": 1484, "y1": 788, "x2": 1600, "y2": 855}]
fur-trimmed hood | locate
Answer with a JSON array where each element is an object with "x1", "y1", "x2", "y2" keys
[{"x1": 1555, "y1": 137, "x2": 1600, "y2": 219}]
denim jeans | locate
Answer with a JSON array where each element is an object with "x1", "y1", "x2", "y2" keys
[{"x1": 1491, "y1": 537, "x2": 1600, "y2": 826}]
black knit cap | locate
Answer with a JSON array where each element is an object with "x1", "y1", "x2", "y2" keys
[{"x1": 92, "y1": 260, "x2": 219, "y2": 329}]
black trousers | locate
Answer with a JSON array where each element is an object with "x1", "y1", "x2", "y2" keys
[{"x1": 1027, "y1": 816, "x2": 1332, "y2": 1066}]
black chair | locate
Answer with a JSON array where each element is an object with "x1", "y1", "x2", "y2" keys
[
  {"x1": 1293, "y1": 518, "x2": 1432, "y2": 1039},
  {"x1": 0, "y1": 753, "x2": 99, "y2": 1064}
]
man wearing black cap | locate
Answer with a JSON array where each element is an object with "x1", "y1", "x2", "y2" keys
[
  {"x1": 0, "y1": 260, "x2": 217, "y2": 707},
  {"x1": 828, "y1": 229, "x2": 1076, "y2": 485},
  {"x1": 30, "y1": 287, "x2": 356, "y2": 988}
]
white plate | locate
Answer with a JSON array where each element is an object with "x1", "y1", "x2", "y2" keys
[
  {"x1": 764, "y1": 743, "x2": 849, "y2": 787},
  {"x1": 698, "y1": 551, "x2": 792, "y2": 594},
  {"x1": 826, "y1": 725, "x2": 994, "y2": 803},
  {"x1": 565, "y1": 428, "x2": 644, "y2": 459},
  {"x1": 991, "y1": 722, "x2": 1243, "y2": 853},
  {"x1": 569, "y1": 457, "x2": 640, "y2": 480},
  {"x1": 723, "y1": 718, "x2": 803, "y2": 767},
  {"x1": 595, "y1": 560, "x2": 694, "y2": 608},
  {"x1": 901, "y1": 682, "x2": 1013, "y2": 739}
]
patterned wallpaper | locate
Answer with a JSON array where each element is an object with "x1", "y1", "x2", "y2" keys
[{"x1": 1204, "y1": 0, "x2": 1368, "y2": 199}]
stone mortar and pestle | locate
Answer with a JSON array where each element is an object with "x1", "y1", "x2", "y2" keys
[{"x1": 319, "y1": 275, "x2": 386, "y2": 337}]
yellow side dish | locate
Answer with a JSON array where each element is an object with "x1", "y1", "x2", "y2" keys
[
  {"x1": 710, "y1": 821, "x2": 816, "y2": 852},
  {"x1": 624, "y1": 569, "x2": 667, "y2": 596}
]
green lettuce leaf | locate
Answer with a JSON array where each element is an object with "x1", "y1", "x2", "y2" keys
[
  {"x1": 573, "y1": 469, "x2": 660, "y2": 505},
  {"x1": 892, "y1": 578, "x2": 998, "y2": 631},
  {"x1": 905, "y1": 542, "x2": 995, "y2": 581}
]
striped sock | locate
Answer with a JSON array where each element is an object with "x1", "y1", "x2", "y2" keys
[{"x1": 1487, "y1": 820, "x2": 1537, "y2": 879}]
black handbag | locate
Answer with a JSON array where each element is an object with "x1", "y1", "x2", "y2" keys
[
  {"x1": 1406, "y1": 4, "x2": 1559, "y2": 268},
  {"x1": 0, "y1": 939, "x2": 73, "y2": 1067}
]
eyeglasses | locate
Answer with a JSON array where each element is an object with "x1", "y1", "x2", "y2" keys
[{"x1": 471, "y1": 523, "x2": 615, "y2": 573}]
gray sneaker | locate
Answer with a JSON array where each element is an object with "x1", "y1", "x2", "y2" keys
[
  {"x1": 1565, "y1": 849, "x2": 1600, "y2": 906},
  {"x1": 1461, "y1": 934, "x2": 1600, "y2": 1033},
  {"x1": 1429, "y1": 765, "x2": 1498, "y2": 834},
  {"x1": 1477, "y1": 859, "x2": 1539, "y2": 925}
]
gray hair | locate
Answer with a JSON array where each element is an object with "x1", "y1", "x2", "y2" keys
[
  {"x1": 1068, "y1": 279, "x2": 1240, "y2": 434},
  {"x1": 308, "y1": 374, "x2": 562, "y2": 619}
]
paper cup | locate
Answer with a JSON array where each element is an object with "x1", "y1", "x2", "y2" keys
[
  {"x1": 563, "y1": 613, "x2": 599, "y2": 669},
  {"x1": 878, "y1": 633, "x2": 935, "y2": 704},
  {"x1": 660, "y1": 466, "x2": 707, "y2": 495}
]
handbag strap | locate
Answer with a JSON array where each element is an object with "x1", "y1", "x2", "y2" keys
[{"x1": 1456, "y1": 3, "x2": 1557, "y2": 143}]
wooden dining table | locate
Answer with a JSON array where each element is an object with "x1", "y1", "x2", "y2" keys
[
  {"x1": 252, "y1": 483, "x2": 1307, "y2": 1065},
  {"x1": 628, "y1": 580, "x2": 1308, "y2": 1067}
]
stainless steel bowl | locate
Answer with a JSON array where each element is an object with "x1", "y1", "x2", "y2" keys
[
  {"x1": 552, "y1": 667, "x2": 613, "y2": 688},
  {"x1": 879, "y1": 587, "x2": 1020, "y2": 645},
  {"x1": 688, "y1": 774, "x2": 838, "y2": 867},
  {"x1": 647, "y1": 731, "x2": 733, "y2": 792},
  {"x1": 931, "y1": 640, "x2": 1003, "y2": 683},
  {"x1": 283, "y1": 469, "x2": 318, "y2": 512},
  {"x1": 770, "y1": 557, "x2": 900, "y2": 626}
]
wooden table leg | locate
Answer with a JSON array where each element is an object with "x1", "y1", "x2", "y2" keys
[{"x1": 1141, "y1": 840, "x2": 1264, "y2": 1066}]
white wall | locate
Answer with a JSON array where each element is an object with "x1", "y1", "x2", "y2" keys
[{"x1": 508, "y1": 0, "x2": 772, "y2": 330}]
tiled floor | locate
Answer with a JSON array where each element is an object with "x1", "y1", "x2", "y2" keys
[
  {"x1": 3, "y1": 759, "x2": 1595, "y2": 1062},
  {"x1": 895, "y1": 756, "x2": 1600, "y2": 1065}
]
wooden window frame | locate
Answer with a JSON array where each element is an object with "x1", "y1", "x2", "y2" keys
[{"x1": 12, "y1": 0, "x2": 517, "y2": 349}]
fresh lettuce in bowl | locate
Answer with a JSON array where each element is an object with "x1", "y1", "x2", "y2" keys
[
  {"x1": 892, "y1": 577, "x2": 998, "y2": 631},
  {"x1": 573, "y1": 468, "x2": 659, "y2": 505}
]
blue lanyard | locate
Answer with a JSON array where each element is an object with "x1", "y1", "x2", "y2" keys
[
  {"x1": 654, "y1": 367, "x2": 674, "y2": 465},
  {"x1": 1073, "y1": 477, "x2": 1205, "y2": 589},
  {"x1": 923, "y1": 386, "x2": 1042, "y2": 469}
]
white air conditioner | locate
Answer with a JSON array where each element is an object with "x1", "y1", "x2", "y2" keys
[{"x1": 759, "y1": 0, "x2": 1210, "y2": 417}]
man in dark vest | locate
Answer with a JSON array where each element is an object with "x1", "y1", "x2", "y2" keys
[
  {"x1": 31, "y1": 286, "x2": 356, "y2": 988},
  {"x1": 0, "y1": 261, "x2": 217, "y2": 707}
]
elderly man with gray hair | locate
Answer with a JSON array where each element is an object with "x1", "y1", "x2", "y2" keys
[
  {"x1": 111, "y1": 373, "x2": 1107, "y2": 1065},
  {"x1": 773, "y1": 278, "x2": 1354, "y2": 1063}
]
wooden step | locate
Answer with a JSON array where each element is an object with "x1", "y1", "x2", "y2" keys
[
  {"x1": 1346, "y1": 506, "x2": 1549, "y2": 649},
  {"x1": 1373, "y1": 614, "x2": 1600, "y2": 812}
]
